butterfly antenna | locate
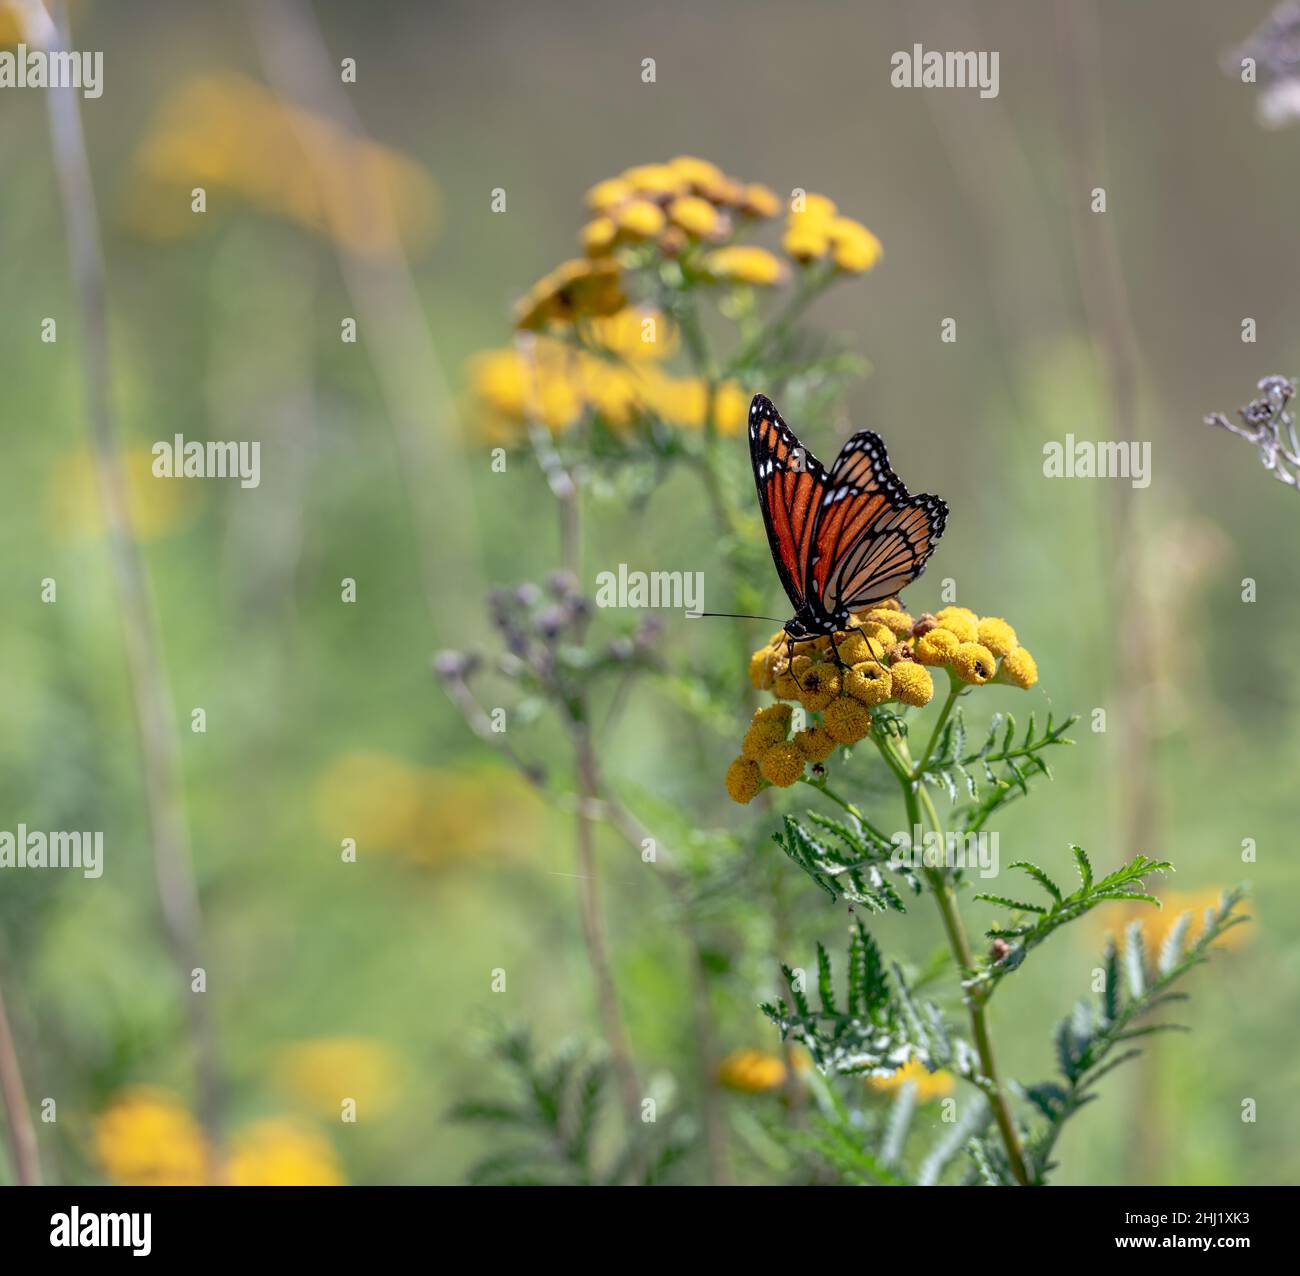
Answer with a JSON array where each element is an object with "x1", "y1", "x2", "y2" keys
[{"x1": 685, "y1": 610, "x2": 787, "y2": 624}]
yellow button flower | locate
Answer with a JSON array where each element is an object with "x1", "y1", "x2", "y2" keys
[
  {"x1": 668, "y1": 194, "x2": 725, "y2": 238},
  {"x1": 718, "y1": 1048, "x2": 787, "y2": 1093},
  {"x1": 743, "y1": 714, "x2": 790, "y2": 761},
  {"x1": 668, "y1": 155, "x2": 728, "y2": 195},
  {"x1": 580, "y1": 216, "x2": 617, "y2": 257},
  {"x1": 739, "y1": 182, "x2": 781, "y2": 218},
  {"x1": 996, "y1": 645, "x2": 1038, "y2": 690},
  {"x1": 749, "y1": 645, "x2": 776, "y2": 689},
  {"x1": 782, "y1": 223, "x2": 829, "y2": 263},
  {"x1": 794, "y1": 725, "x2": 837, "y2": 762},
  {"x1": 227, "y1": 1118, "x2": 344, "y2": 1186},
  {"x1": 868, "y1": 1057, "x2": 955, "y2": 1103},
  {"x1": 760, "y1": 741, "x2": 807, "y2": 787},
  {"x1": 977, "y1": 616, "x2": 1019, "y2": 657},
  {"x1": 586, "y1": 177, "x2": 634, "y2": 211},
  {"x1": 93, "y1": 1088, "x2": 209, "y2": 1186},
  {"x1": 725, "y1": 756, "x2": 764, "y2": 804},
  {"x1": 828, "y1": 217, "x2": 883, "y2": 274},
  {"x1": 951, "y1": 642, "x2": 997, "y2": 685},
  {"x1": 934, "y1": 606, "x2": 979, "y2": 643},
  {"x1": 700, "y1": 245, "x2": 789, "y2": 286},
  {"x1": 796, "y1": 663, "x2": 841, "y2": 712},
  {"x1": 792, "y1": 192, "x2": 838, "y2": 222},
  {"x1": 864, "y1": 608, "x2": 914, "y2": 636},
  {"x1": 890, "y1": 660, "x2": 934, "y2": 707},
  {"x1": 614, "y1": 198, "x2": 667, "y2": 238},
  {"x1": 513, "y1": 258, "x2": 627, "y2": 331},
  {"x1": 844, "y1": 662, "x2": 893, "y2": 706},
  {"x1": 621, "y1": 163, "x2": 683, "y2": 199},
  {"x1": 915, "y1": 628, "x2": 960, "y2": 666},
  {"x1": 823, "y1": 696, "x2": 873, "y2": 744}
]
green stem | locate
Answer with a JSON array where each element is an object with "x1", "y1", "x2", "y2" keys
[
  {"x1": 892, "y1": 725, "x2": 1032, "y2": 1187},
  {"x1": 911, "y1": 681, "x2": 962, "y2": 779}
]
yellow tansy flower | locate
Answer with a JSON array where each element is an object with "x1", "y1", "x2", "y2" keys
[
  {"x1": 844, "y1": 662, "x2": 893, "y2": 706},
  {"x1": 718, "y1": 1048, "x2": 786, "y2": 1093},
  {"x1": 796, "y1": 663, "x2": 841, "y2": 712},
  {"x1": 823, "y1": 696, "x2": 873, "y2": 745},
  {"x1": 275, "y1": 1037, "x2": 403, "y2": 1120},
  {"x1": 890, "y1": 660, "x2": 934, "y2": 707},
  {"x1": 227, "y1": 1119, "x2": 344, "y2": 1186},
  {"x1": 868, "y1": 1057, "x2": 955, "y2": 1103},
  {"x1": 621, "y1": 163, "x2": 683, "y2": 200},
  {"x1": 614, "y1": 198, "x2": 667, "y2": 238},
  {"x1": 93, "y1": 1088, "x2": 208, "y2": 1187},
  {"x1": 760, "y1": 741, "x2": 807, "y2": 787},
  {"x1": 585, "y1": 177, "x2": 634, "y2": 212},
  {"x1": 828, "y1": 217, "x2": 883, "y2": 273},
  {"x1": 743, "y1": 715, "x2": 789, "y2": 761},
  {"x1": 739, "y1": 182, "x2": 781, "y2": 218},
  {"x1": 514, "y1": 258, "x2": 627, "y2": 331},
  {"x1": 915, "y1": 628, "x2": 960, "y2": 666},
  {"x1": 951, "y1": 642, "x2": 997, "y2": 685},
  {"x1": 933, "y1": 606, "x2": 979, "y2": 643},
  {"x1": 726, "y1": 756, "x2": 764, "y2": 804},
  {"x1": 667, "y1": 194, "x2": 725, "y2": 237},
  {"x1": 977, "y1": 617, "x2": 1018, "y2": 657},
  {"x1": 579, "y1": 216, "x2": 617, "y2": 257},
  {"x1": 865, "y1": 608, "x2": 914, "y2": 636},
  {"x1": 700, "y1": 245, "x2": 788, "y2": 286},
  {"x1": 782, "y1": 223, "x2": 830, "y2": 263},
  {"x1": 996, "y1": 646, "x2": 1038, "y2": 690},
  {"x1": 794, "y1": 726, "x2": 837, "y2": 763}
]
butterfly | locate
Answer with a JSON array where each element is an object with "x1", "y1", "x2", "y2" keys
[{"x1": 748, "y1": 393, "x2": 947, "y2": 650}]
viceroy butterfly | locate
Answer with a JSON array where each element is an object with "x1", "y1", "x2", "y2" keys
[{"x1": 747, "y1": 393, "x2": 948, "y2": 656}]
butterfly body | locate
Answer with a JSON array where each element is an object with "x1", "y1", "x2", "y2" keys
[{"x1": 748, "y1": 394, "x2": 947, "y2": 648}]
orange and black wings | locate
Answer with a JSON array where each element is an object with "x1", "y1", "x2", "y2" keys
[
  {"x1": 749, "y1": 395, "x2": 947, "y2": 626},
  {"x1": 748, "y1": 394, "x2": 830, "y2": 617}
]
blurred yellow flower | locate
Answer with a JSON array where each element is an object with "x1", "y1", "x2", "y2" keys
[
  {"x1": 48, "y1": 448, "x2": 201, "y2": 543},
  {"x1": 782, "y1": 222, "x2": 830, "y2": 263},
  {"x1": 579, "y1": 216, "x2": 617, "y2": 257},
  {"x1": 868, "y1": 1057, "x2": 955, "y2": 1102},
  {"x1": 738, "y1": 182, "x2": 782, "y2": 218},
  {"x1": 227, "y1": 1119, "x2": 343, "y2": 1186},
  {"x1": 275, "y1": 1037, "x2": 404, "y2": 1120},
  {"x1": 701, "y1": 245, "x2": 788, "y2": 286},
  {"x1": 828, "y1": 217, "x2": 883, "y2": 274},
  {"x1": 613, "y1": 198, "x2": 667, "y2": 239},
  {"x1": 1103, "y1": 888, "x2": 1252, "y2": 953},
  {"x1": 514, "y1": 257, "x2": 627, "y2": 331},
  {"x1": 313, "y1": 753, "x2": 545, "y2": 866},
  {"x1": 667, "y1": 194, "x2": 726, "y2": 239},
  {"x1": 718, "y1": 1048, "x2": 786, "y2": 1092},
  {"x1": 725, "y1": 756, "x2": 763, "y2": 804},
  {"x1": 93, "y1": 1088, "x2": 208, "y2": 1186},
  {"x1": 122, "y1": 73, "x2": 439, "y2": 260},
  {"x1": 585, "y1": 306, "x2": 679, "y2": 360},
  {"x1": 621, "y1": 163, "x2": 684, "y2": 200}
]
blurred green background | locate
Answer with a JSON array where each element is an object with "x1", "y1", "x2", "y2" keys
[{"x1": 0, "y1": 0, "x2": 1296, "y2": 1186}]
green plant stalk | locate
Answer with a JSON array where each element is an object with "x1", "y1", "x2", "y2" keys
[{"x1": 881, "y1": 726, "x2": 1031, "y2": 1187}]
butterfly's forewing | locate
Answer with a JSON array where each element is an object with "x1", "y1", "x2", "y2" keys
[{"x1": 748, "y1": 394, "x2": 829, "y2": 618}]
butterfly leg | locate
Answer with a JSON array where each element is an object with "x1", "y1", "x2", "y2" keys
[{"x1": 785, "y1": 632, "x2": 807, "y2": 692}]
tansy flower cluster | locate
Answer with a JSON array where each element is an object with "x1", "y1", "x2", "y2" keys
[
  {"x1": 782, "y1": 192, "x2": 883, "y2": 273},
  {"x1": 471, "y1": 157, "x2": 884, "y2": 444},
  {"x1": 469, "y1": 306, "x2": 751, "y2": 440},
  {"x1": 726, "y1": 601, "x2": 1039, "y2": 803},
  {"x1": 92, "y1": 1087, "x2": 345, "y2": 1186},
  {"x1": 121, "y1": 73, "x2": 439, "y2": 260}
]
